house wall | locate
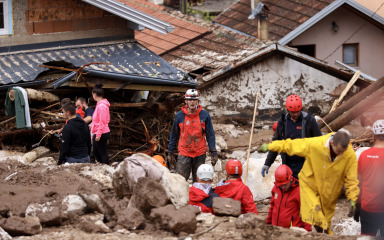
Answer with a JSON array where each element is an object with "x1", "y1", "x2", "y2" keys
[
  {"x1": 290, "y1": 6, "x2": 384, "y2": 79},
  {"x1": 199, "y1": 54, "x2": 345, "y2": 120},
  {"x1": 0, "y1": 0, "x2": 133, "y2": 47}
]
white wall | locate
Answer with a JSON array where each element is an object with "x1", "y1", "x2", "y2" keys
[{"x1": 200, "y1": 54, "x2": 345, "y2": 118}]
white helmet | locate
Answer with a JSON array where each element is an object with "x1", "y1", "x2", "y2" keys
[
  {"x1": 197, "y1": 164, "x2": 214, "y2": 181},
  {"x1": 185, "y1": 89, "x2": 199, "y2": 100},
  {"x1": 373, "y1": 120, "x2": 384, "y2": 135}
]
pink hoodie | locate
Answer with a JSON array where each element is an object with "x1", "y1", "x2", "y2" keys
[{"x1": 91, "y1": 99, "x2": 110, "y2": 138}]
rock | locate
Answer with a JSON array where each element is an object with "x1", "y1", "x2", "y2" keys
[
  {"x1": 235, "y1": 213, "x2": 265, "y2": 229},
  {"x1": 116, "y1": 207, "x2": 146, "y2": 230},
  {"x1": 214, "y1": 159, "x2": 222, "y2": 172},
  {"x1": 196, "y1": 213, "x2": 215, "y2": 224},
  {"x1": 160, "y1": 169, "x2": 189, "y2": 209},
  {"x1": 180, "y1": 205, "x2": 200, "y2": 216},
  {"x1": 262, "y1": 125, "x2": 269, "y2": 130},
  {"x1": 133, "y1": 177, "x2": 169, "y2": 217},
  {"x1": 79, "y1": 193, "x2": 115, "y2": 222},
  {"x1": 80, "y1": 213, "x2": 104, "y2": 223},
  {"x1": 212, "y1": 198, "x2": 241, "y2": 217},
  {"x1": 244, "y1": 152, "x2": 280, "y2": 201},
  {"x1": 214, "y1": 124, "x2": 238, "y2": 138},
  {"x1": 0, "y1": 227, "x2": 11, "y2": 240},
  {"x1": 0, "y1": 206, "x2": 10, "y2": 218},
  {"x1": 1, "y1": 216, "x2": 42, "y2": 236},
  {"x1": 150, "y1": 204, "x2": 197, "y2": 234},
  {"x1": 216, "y1": 135, "x2": 228, "y2": 152},
  {"x1": 290, "y1": 226, "x2": 309, "y2": 234},
  {"x1": 79, "y1": 165, "x2": 115, "y2": 189},
  {"x1": 0, "y1": 151, "x2": 24, "y2": 162},
  {"x1": 31, "y1": 157, "x2": 56, "y2": 166},
  {"x1": 79, "y1": 219, "x2": 111, "y2": 233},
  {"x1": 231, "y1": 151, "x2": 247, "y2": 164},
  {"x1": 62, "y1": 195, "x2": 86, "y2": 215},
  {"x1": 25, "y1": 201, "x2": 62, "y2": 226}
]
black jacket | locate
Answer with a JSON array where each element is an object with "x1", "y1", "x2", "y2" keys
[
  {"x1": 58, "y1": 117, "x2": 91, "y2": 165},
  {"x1": 265, "y1": 112, "x2": 322, "y2": 178}
]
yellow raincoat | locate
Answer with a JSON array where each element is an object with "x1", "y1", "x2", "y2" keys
[{"x1": 268, "y1": 133, "x2": 359, "y2": 234}]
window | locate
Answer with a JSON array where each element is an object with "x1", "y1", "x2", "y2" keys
[
  {"x1": 343, "y1": 43, "x2": 359, "y2": 65},
  {"x1": 0, "y1": 0, "x2": 10, "y2": 35},
  {"x1": 291, "y1": 44, "x2": 316, "y2": 57}
]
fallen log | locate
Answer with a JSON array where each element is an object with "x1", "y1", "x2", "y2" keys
[
  {"x1": 319, "y1": 76, "x2": 384, "y2": 129},
  {"x1": 29, "y1": 108, "x2": 65, "y2": 118},
  {"x1": 322, "y1": 87, "x2": 384, "y2": 133},
  {"x1": 9, "y1": 88, "x2": 59, "y2": 103},
  {"x1": 110, "y1": 102, "x2": 147, "y2": 108}
]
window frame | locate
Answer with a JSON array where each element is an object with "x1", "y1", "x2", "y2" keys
[
  {"x1": 0, "y1": 0, "x2": 11, "y2": 36},
  {"x1": 342, "y1": 43, "x2": 359, "y2": 66}
]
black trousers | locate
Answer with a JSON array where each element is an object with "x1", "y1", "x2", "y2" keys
[
  {"x1": 92, "y1": 132, "x2": 110, "y2": 165},
  {"x1": 361, "y1": 208, "x2": 384, "y2": 236},
  {"x1": 176, "y1": 154, "x2": 206, "y2": 183}
]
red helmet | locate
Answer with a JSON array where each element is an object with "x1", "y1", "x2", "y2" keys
[
  {"x1": 226, "y1": 159, "x2": 242, "y2": 175},
  {"x1": 275, "y1": 164, "x2": 293, "y2": 186},
  {"x1": 285, "y1": 95, "x2": 302, "y2": 112},
  {"x1": 272, "y1": 121, "x2": 278, "y2": 133}
]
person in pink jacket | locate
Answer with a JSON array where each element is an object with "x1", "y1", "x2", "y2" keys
[{"x1": 91, "y1": 84, "x2": 110, "y2": 165}]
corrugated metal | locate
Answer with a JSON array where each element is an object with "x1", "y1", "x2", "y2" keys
[
  {"x1": 82, "y1": 0, "x2": 174, "y2": 35},
  {"x1": 0, "y1": 41, "x2": 195, "y2": 87}
]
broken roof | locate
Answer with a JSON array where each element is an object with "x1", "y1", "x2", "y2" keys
[
  {"x1": 115, "y1": 0, "x2": 212, "y2": 55},
  {"x1": 198, "y1": 43, "x2": 371, "y2": 89},
  {"x1": 0, "y1": 40, "x2": 196, "y2": 88},
  {"x1": 214, "y1": 0, "x2": 335, "y2": 40},
  {"x1": 82, "y1": 0, "x2": 174, "y2": 34}
]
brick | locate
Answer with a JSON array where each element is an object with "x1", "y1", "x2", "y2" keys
[
  {"x1": 84, "y1": 6, "x2": 104, "y2": 18},
  {"x1": 33, "y1": 21, "x2": 54, "y2": 34},
  {"x1": 72, "y1": 18, "x2": 90, "y2": 31},
  {"x1": 28, "y1": 9, "x2": 50, "y2": 22},
  {"x1": 72, "y1": 7, "x2": 85, "y2": 18},
  {"x1": 24, "y1": 22, "x2": 34, "y2": 35},
  {"x1": 48, "y1": 8, "x2": 69, "y2": 21},
  {"x1": 53, "y1": 19, "x2": 73, "y2": 32},
  {"x1": 89, "y1": 17, "x2": 108, "y2": 30}
]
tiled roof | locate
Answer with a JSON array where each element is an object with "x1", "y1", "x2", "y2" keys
[
  {"x1": 115, "y1": 0, "x2": 211, "y2": 55},
  {"x1": 214, "y1": 0, "x2": 335, "y2": 40},
  {"x1": 0, "y1": 41, "x2": 194, "y2": 86}
]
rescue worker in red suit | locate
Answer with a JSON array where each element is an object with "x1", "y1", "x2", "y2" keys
[
  {"x1": 168, "y1": 89, "x2": 218, "y2": 182},
  {"x1": 356, "y1": 119, "x2": 384, "y2": 235},
  {"x1": 189, "y1": 164, "x2": 220, "y2": 214},
  {"x1": 266, "y1": 164, "x2": 312, "y2": 231},
  {"x1": 215, "y1": 159, "x2": 258, "y2": 214}
]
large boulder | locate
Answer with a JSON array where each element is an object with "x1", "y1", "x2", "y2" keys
[
  {"x1": 212, "y1": 198, "x2": 241, "y2": 217},
  {"x1": 79, "y1": 193, "x2": 115, "y2": 222},
  {"x1": 244, "y1": 152, "x2": 280, "y2": 201},
  {"x1": 133, "y1": 177, "x2": 169, "y2": 217},
  {"x1": 0, "y1": 227, "x2": 12, "y2": 240},
  {"x1": 0, "y1": 216, "x2": 42, "y2": 236},
  {"x1": 116, "y1": 207, "x2": 146, "y2": 230},
  {"x1": 160, "y1": 169, "x2": 189, "y2": 209},
  {"x1": 150, "y1": 204, "x2": 197, "y2": 234},
  {"x1": 25, "y1": 201, "x2": 62, "y2": 226}
]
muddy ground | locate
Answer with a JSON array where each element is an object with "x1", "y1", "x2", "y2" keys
[{"x1": 0, "y1": 126, "x2": 367, "y2": 239}]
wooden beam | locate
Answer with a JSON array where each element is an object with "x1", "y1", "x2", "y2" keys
[
  {"x1": 29, "y1": 108, "x2": 65, "y2": 118},
  {"x1": 69, "y1": 81, "x2": 188, "y2": 92},
  {"x1": 110, "y1": 102, "x2": 147, "y2": 108},
  {"x1": 329, "y1": 71, "x2": 361, "y2": 113}
]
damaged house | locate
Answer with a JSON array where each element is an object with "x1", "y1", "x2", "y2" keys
[{"x1": 0, "y1": 0, "x2": 197, "y2": 157}]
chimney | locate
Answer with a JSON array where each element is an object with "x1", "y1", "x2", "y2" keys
[{"x1": 249, "y1": 0, "x2": 269, "y2": 41}]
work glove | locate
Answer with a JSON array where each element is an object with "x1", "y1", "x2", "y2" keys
[
  {"x1": 348, "y1": 200, "x2": 356, "y2": 218},
  {"x1": 261, "y1": 165, "x2": 270, "y2": 177},
  {"x1": 211, "y1": 154, "x2": 218, "y2": 166},
  {"x1": 258, "y1": 143, "x2": 269, "y2": 153},
  {"x1": 167, "y1": 153, "x2": 177, "y2": 171},
  {"x1": 353, "y1": 202, "x2": 361, "y2": 222}
]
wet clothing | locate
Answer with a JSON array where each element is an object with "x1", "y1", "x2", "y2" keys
[
  {"x1": 189, "y1": 182, "x2": 219, "y2": 214},
  {"x1": 93, "y1": 132, "x2": 110, "y2": 165},
  {"x1": 168, "y1": 105, "x2": 216, "y2": 157},
  {"x1": 358, "y1": 147, "x2": 384, "y2": 212},
  {"x1": 358, "y1": 147, "x2": 384, "y2": 235},
  {"x1": 268, "y1": 133, "x2": 359, "y2": 233},
  {"x1": 264, "y1": 112, "x2": 321, "y2": 178},
  {"x1": 215, "y1": 178, "x2": 258, "y2": 214},
  {"x1": 58, "y1": 117, "x2": 91, "y2": 165},
  {"x1": 266, "y1": 178, "x2": 311, "y2": 231},
  {"x1": 91, "y1": 99, "x2": 110, "y2": 138},
  {"x1": 176, "y1": 154, "x2": 205, "y2": 182}
]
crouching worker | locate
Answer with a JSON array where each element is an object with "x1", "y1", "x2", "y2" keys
[
  {"x1": 58, "y1": 103, "x2": 91, "y2": 165},
  {"x1": 215, "y1": 159, "x2": 258, "y2": 214},
  {"x1": 189, "y1": 164, "x2": 219, "y2": 214},
  {"x1": 267, "y1": 164, "x2": 311, "y2": 231}
]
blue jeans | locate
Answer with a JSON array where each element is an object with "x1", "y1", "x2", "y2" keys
[{"x1": 66, "y1": 155, "x2": 90, "y2": 164}]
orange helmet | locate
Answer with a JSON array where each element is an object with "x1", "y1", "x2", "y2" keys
[
  {"x1": 286, "y1": 95, "x2": 302, "y2": 112},
  {"x1": 153, "y1": 155, "x2": 166, "y2": 167},
  {"x1": 226, "y1": 159, "x2": 242, "y2": 175},
  {"x1": 275, "y1": 164, "x2": 293, "y2": 186}
]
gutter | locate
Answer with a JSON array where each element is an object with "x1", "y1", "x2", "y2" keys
[{"x1": 335, "y1": 61, "x2": 377, "y2": 81}]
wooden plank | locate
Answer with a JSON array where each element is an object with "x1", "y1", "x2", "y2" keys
[
  {"x1": 329, "y1": 71, "x2": 361, "y2": 113},
  {"x1": 69, "y1": 81, "x2": 189, "y2": 92},
  {"x1": 110, "y1": 102, "x2": 147, "y2": 108},
  {"x1": 29, "y1": 108, "x2": 65, "y2": 118}
]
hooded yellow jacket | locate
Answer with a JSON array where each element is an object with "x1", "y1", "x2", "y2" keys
[{"x1": 268, "y1": 133, "x2": 359, "y2": 232}]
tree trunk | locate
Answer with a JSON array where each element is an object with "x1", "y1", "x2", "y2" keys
[
  {"x1": 9, "y1": 88, "x2": 59, "y2": 103},
  {"x1": 319, "y1": 77, "x2": 384, "y2": 129},
  {"x1": 322, "y1": 87, "x2": 384, "y2": 133}
]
